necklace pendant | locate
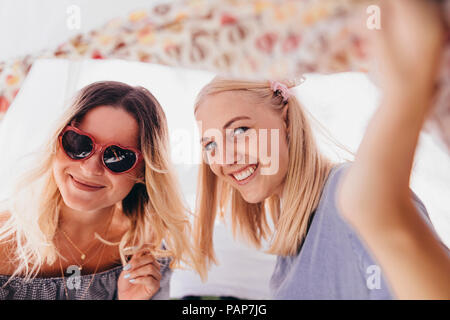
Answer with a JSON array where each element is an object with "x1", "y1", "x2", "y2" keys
[{"x1": 81, "y1": 254, "x2": 86, "y2": 260}]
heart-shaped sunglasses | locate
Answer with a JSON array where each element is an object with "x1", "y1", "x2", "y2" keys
[{"x1": 58, "y1": 126, "x2": 143, "y2": 174}]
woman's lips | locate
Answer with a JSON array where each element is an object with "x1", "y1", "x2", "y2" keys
[
  {"x1": 229, "y1": 163, "x2": 259, "y2": 186},
  {"x1": 69, "y1": 174, "x2": 105, "y2": 192}
]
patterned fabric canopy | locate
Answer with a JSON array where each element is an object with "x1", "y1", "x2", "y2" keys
[{"x1": 0, "y1": 0, "x2": 448, "y2": 149}]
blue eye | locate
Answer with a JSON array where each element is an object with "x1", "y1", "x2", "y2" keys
[
  {"x1": 232, "y1": 126, "x2": 249, "y2": 137},
  {"x1": 204, "y1": 141, "x2": 217, "y2": 152}
]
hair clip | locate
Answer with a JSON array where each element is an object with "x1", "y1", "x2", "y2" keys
[
  {"x1": 270, "y1": 81, "x2": 291, "y2": 103},
  {"x1": 293, "y1": 75, "x2": 306, "y2": 86}
]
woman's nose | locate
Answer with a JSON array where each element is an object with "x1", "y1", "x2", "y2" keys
[
  {"x1": 223, "y1": 140, "x2": 244, "y2": 165},
  {"x1": 79, "y1": 151, "x2": 105, "y2": 176}
]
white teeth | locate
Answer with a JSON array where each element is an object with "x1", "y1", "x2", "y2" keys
[{"x1": 233, "y1": 165, "x2": 256, "y2": 181}]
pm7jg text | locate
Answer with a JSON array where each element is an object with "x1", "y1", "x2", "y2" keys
[{"x1": 182, "y1": 304, "x2": 267, "y2": 317}]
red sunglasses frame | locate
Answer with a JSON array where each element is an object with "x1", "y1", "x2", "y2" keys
[{"x1": 58, "y1": 125, "x2": 143, "y2": 174}]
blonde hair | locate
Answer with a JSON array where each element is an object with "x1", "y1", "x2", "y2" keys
[
  {"x1": 193, "y1": 77, "x2": 348, "y2": 270},
  {"x1": 0, "y1": 81, "x2": 206, "y2": 281}
]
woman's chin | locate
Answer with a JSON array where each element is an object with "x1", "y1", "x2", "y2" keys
[
  {"x1": 239, "y1": 190, "x2": 266, "y2": 204},
  {"x1": 61, "y1": 195, "x2": 99, "y2": 213}
]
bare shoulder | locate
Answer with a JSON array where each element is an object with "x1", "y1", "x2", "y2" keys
[
  {"x1": 0, "y1": 211, "x2": 17, "y2": 275},
  {"x1": 0, "y1": 210, "x2": 11, "y2": 225},
  {"x1": 0, "y1": 210, "x2": 12, "y2": 235}
]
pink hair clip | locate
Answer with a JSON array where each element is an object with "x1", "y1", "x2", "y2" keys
[{"x1": 270, "y1": 81, "x2": 292, "y2": 103}]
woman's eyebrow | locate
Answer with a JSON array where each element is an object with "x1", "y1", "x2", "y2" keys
[
  {"x1": 222, "y1": 116, "x2": 251, "y2": 129},
  {"x1": 200, "y1": 116, "x2": 252, "y2": 144}
]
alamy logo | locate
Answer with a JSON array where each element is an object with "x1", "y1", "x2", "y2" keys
[
  {"x1": 366, "y1": 264, "x2": 381, "y2": 290},
  {"x1": 66, "y1": 5, "x2": 81, "y2": 30},
  {"x1": 66, "y1": 265, "x2": 81, "y2": 290},
  {"x1": 366, "y1": 5, "x2": 381, "y2": 30}
]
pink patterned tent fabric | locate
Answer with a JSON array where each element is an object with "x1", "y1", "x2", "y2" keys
[{"x1": 0, "y1": 0, "x2": 449, "y2": 149}]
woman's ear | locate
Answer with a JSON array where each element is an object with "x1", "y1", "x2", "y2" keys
[{"x1": 136, "y1": 165, "x2": 145, "y2": 184}]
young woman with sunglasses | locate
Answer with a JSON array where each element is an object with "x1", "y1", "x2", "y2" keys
[
  {"x1": 193, "y1": 0, "x2": 448, "y2": 299},
  {"x1": 0, "y1": 81, "x2": 203, "y2": 299}
]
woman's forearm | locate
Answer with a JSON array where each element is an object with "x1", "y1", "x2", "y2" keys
[
  {"x1": 336, "y1": 0, "x2": 449, "y2": 300},
  {"x1": 338, "y1": 93, "x2": 450, "y2": 299},
  {"x1": 353, "y1": 200, "x2": 450, "y2": 299}
]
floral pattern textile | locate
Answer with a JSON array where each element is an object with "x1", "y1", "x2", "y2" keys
[{"x1": 0, "y1": 0, "x2": 449, "y2": 150}]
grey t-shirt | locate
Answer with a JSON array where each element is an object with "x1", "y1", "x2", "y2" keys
[{"x1": 270, "y1": 161, "x2": 435, "y2": 300}]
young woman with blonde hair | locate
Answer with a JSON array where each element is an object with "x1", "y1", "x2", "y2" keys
[
  {"x1": 0, "y1": 81, "x2": 203, "y2": 299},
  {"x1": 193, "y1": 0, "x2": 448, "y2": 299}
]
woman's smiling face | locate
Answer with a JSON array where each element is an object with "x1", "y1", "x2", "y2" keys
[
  {"x1": 53, "y1": 105, "x2": 143, "y2": 213},
  {"x1": 195, "y1": 91, "x2": 289, "y2": 203}
]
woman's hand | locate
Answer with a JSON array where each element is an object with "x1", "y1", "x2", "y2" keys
[
  {"x1": 368, "y1": 0, "x2": 445, "y2": 101},
  {"x1": 117, "y1": 248, "x2": 162, "y2": 300},
  {"x1": 339, "y1": 0, "x2": 446, "y2": 226}
]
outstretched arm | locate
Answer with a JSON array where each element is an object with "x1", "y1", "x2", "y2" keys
[{"x1": 337, "y1": 0, "x2": 450, "y2": 299}]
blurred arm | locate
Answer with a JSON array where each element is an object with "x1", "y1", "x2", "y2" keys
[{"x1": 337, "y1": 0, "x2": 450, "y2": 299}]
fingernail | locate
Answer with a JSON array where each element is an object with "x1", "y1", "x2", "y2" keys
[
  {"x1": 124, "y1": 273, "x2": 131, "y2": 279},
  {"x1": 123, "y1": 264, "x2": 132, "y2": 271},
  {"x1": 129, "y1": 279, "x2": 136, "y2": 284}
]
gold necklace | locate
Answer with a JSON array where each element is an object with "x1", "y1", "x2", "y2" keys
[
  {"x1": 60, "y1": 209, "x2": 115, "y2": 263},
  {"x1": 57, "y1": 209, "x2": 115, "y2": 299},
  {"x1": 61, "y1": 230, "x2": 91, "y2": 261},
  {"x1": 58, "y1": 240, "x2": 107, "y2": 300},
  {"x1": 60, "y1": 236, "x2": 106, "y2": 271}
]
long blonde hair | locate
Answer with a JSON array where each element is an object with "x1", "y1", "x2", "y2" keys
[
  {"x1": 0, "y1": 81, "x2": 206, "y2": 280},
  {"x1": 193, "y1": 77, "x2": 344, "y2": 270}
]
